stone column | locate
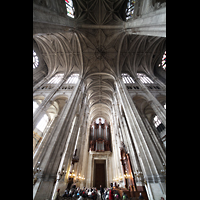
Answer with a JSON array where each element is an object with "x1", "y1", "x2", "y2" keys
[
  {"x1": 141, "y1": 114, "x2": 166, "y2": 162},
  {"x1": 110, "y1": 123, "x2": 120, "y2": 183},
  {"x1": 33, "y1": 78, "x2": 83, "y2": 200},
  {"x1": 106, "y1": 156, "x2": 109, "y2": 187},
  {"x1": 53, "y1": 113, "x2": 80, "y2": 195},
  {"x1": 86, "y1": 152, "x2": 93, "y2": 188},
  {"x1": 121, "y1": 116, "x2": 141, "y2": 175},
  {"x1": 111, "y1": 108, "x2": 124, "y2": 183},
  {"x1": 80, "y1": 116, "x2": 90, "y2": 188},
  {"x1": 115, "y1": 77, "x2": 166, "y2": 200},
  {"x1": 113, "y1": 93, "x2": 141, "y2": 179}
]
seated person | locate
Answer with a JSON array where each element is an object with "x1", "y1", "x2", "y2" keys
[
  {"x1": 62, "y1": 191, "x2": 69, "y2": 198},
  {"x1": 78, "y1": 192, "x2": 83, "y2": 200},
  {"x1": 82, "y1": 189, "x2": 87, "y2": 198},
  {"x1": 88, "y1": 189, "x2": 95, "y2": 200},
  {"x1": 69, "y1": 185, "x2": 76, "y2": 196}
]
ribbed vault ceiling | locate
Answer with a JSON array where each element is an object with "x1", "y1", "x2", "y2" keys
[{"x1": 33, "y1": 0, "x2": 166, "y2": 124}]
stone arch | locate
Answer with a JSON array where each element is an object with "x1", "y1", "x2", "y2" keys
[
  {"x1": 33, "y1": 95, "x2": 45, "y2": 107},
  {"x1": 51, "y1": 94, "x2": 69, "y2": 115}
]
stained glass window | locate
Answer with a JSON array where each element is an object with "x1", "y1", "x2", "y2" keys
[
  {"x1": 65, "y1": 0, "x2": 74, "y2": 18},
  {"x1": 121, "y1": 73, "x2": 135, "y2": 84},
  {"x1": 126, "y1": 0, "x2": 135, "y2": 20},
  {"x1": 33, "y1": 50, "x2": 39, "y2": 69},
  {"x1": 158, "y1": 51, "x2": 166, "y2": 70}
]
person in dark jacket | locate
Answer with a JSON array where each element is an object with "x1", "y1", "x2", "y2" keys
[
  {"x1": 100, "y1": 185, "x2": 104, "y2": 200},
  {"x1": 139, "y1": 193, "x2": 144, "y2": 199}
]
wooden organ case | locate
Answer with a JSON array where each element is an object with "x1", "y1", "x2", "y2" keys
[{"x1": 89, "y1": 118, "x2": 111, "y2": 152}]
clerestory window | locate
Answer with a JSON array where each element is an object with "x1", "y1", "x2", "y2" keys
[
  {"x1": 48, "y1": 73, "x2": 64, "y2": 84},
  {"x1": 65, "y1": 73, "x2": 79, "y2": 84},
  {"x1": 121, "y1": 73, "x2": 135, "y2": 84},
  {"x1": 137, "y1": 73, "x2": 153, "y2": 84},
  {"x1": 65, "y1": 0, "x2": 75, "y2": 18}
]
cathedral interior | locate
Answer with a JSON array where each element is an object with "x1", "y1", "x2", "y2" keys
[{"x1": 33, "y1": 0, "x2": 166, "y2": 199}]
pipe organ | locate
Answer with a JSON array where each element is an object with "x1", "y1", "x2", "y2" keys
[{"x1": 89, "y1": 118, "x2": 111, "y2": 152}]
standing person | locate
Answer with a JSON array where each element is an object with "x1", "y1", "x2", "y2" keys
[
  {"x1": 109, "y1": 188, "x2": 114, "y2": 200},
  {"x1": 138, "y1": 193, "x2": 144, "y2": 199},
  {"x1": 53, "y1": 189, "x2": 60, "y2": 200},
  {"x1": 100, "y1": 185, "x2": 104, "y2": 200}
]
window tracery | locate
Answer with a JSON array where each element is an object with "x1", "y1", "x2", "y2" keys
[{"x1": 33, "y1": 50, "x2": 39, "y2": 69}]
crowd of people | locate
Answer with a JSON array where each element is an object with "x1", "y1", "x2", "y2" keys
[
  {"x1": 53, "y1": 185, "x2": 100, "y2": 200},
  {"x1": 53, "y1": 184, "x2": 121, "y2": 200},
  {"x1": 53, "y1": 184, "x2": 164, "y2": 200}
]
